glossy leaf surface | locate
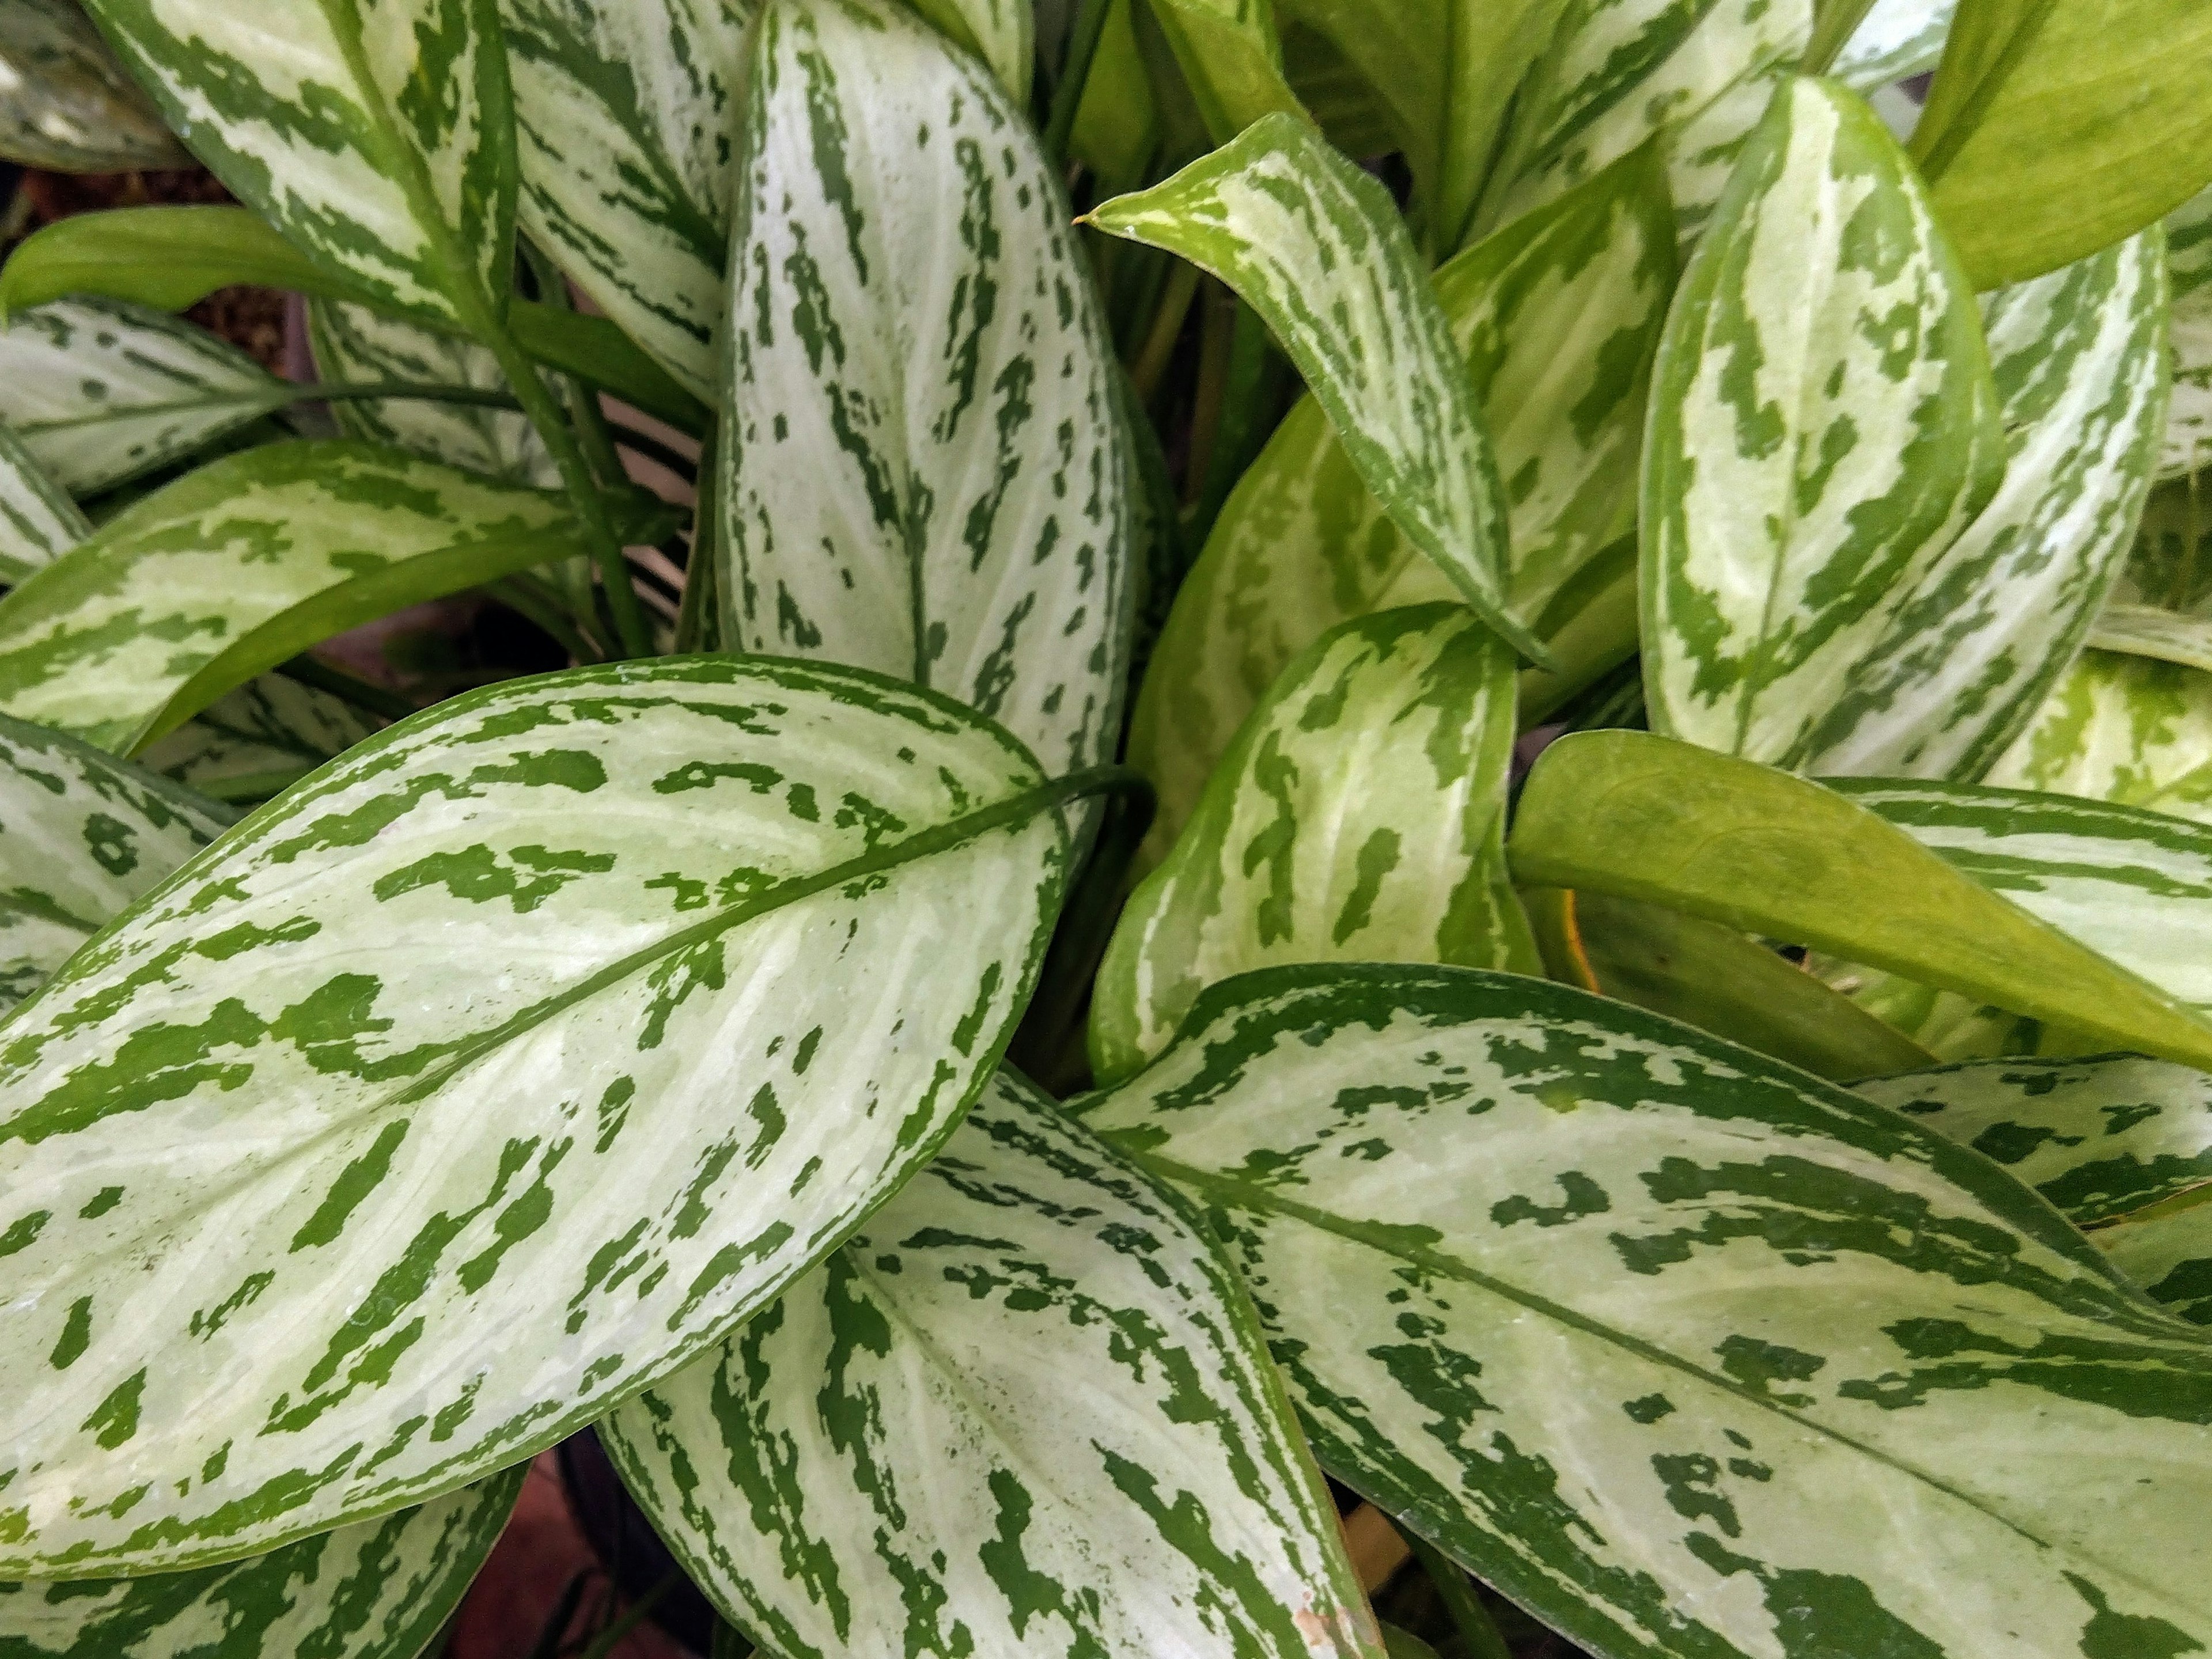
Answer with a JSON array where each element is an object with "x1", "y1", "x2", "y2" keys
[
  {"x1": 605, "y1": 1070, "x2": 1382, "y2": 1659},
  {"x1": 0, "y1": 656, "x2": 1075, "y2": 1575},
  {"x1": 0, "y1": 0, "x2": 185, "y2": 172},
  {"x1": 720, "y1": 0, "x2": 1130, "y2": 777},
  {"x1": 0, "y1": 427, "x2": 85, "y2": 586},
  {"x1": 1081, "y1": 964, "x2": 2212, "y2": 1659}
]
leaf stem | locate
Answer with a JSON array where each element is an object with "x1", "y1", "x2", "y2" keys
[
  {"x1": 276, "y1": 652, "x2": 416, "y2": 722},
  {"x1": 1043, "y1": 0, "x2": 1113, "y2": 168},
  {"x1": 1129, "y1": 260, "x2": 1200, "y2": 404},
  {"x1": 1406, "y1": 1532, "x2": 1513, "y2": 1659}
]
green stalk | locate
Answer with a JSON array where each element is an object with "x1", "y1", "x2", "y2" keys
[
  {"x1": 1128, "y1": 259, "x2": 1200, "y2": 404},
  {"x1": 1043, "y1": 0, "x2": 1113, "y2": 168},
  {"x1": 276, "y1": 652, "x2": 418, "y2": 722},
  {"x1": 1406, "y1": 1533, "x2": 1513, "y2": 1659}
]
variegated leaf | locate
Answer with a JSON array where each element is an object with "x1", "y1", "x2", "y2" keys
[
  {"x1": 1093, "y1": 604, "x2": 1533, "y2": 1084},
  {"x1": 307, "y1": 300, "x2": 557, "y2": 487},
  {"x1": 1831, "y1": 0, "x2": 1953, "y2": 92},
  {"x1": 1078, "y1": 964, "x2": 2212, "y2": 1659},
  {"x1": 0, "y1": 297, "x2": 285, "y2": 498},
  {"x1": 501, "y1": 0, "x2": 751, "y2": 404},
  {"x1": 1797, "y1": 230, "x2": 2171, "y2": 778},
  {"x1": 1509, "y1": 729, "x2": 2212, "y2": 1070},
  {"x1": 0, "y1": 710, "x2": 229, "y2": 1010},
  {"x1": 137, "y1": 675, "x2": 383, "y2": 799},
  {"x1": 1088, "y1": 112, "x2": 1540, "y2": 661},
  {"x1": 0, "y1": 441, "x2": 600, "y2": 755},
  {"x1": 0, "y1": 654, "x2": 1078, "y2": 1576},
  {"x1": 0, "y1": 1467, "x2": 522, "y2": 1659},
  {"x1": 2162, "y1": 187, "x2": 2212, "y2": 483},
  {"x1": 2090, "y1": 601, "x2": 2212, "y2": 675},
  {"x1": 1642, "y1": 75, "x2": 2005, "y2": 768},
  {"x1": 0, "y1": 426, "x2": 85, "y2": 585},
  {"x1": 0, "y1": 0, "x2": 185, "y2": 171},
  {"x1": 720, "y1": 0, "x2": 1130, "y2": 778},
  {"x1": 1475, "y1": 0, "x2": 1813, "y2": 245},
  {"x1": 907, "y1": 0, "x2": 1031, "y2": 101},
  {"x1": 1124, "y1": 147, "x2": 1673, "y2": 861},
  {"x1": 603, "y1": 1069, "x2": 1382, "y2": 1659},
  {"x1": 83, "y1": 0, "x2": 514, "y2": 328},
  {"x1": 1987, "y1": 649, "x2": 2212, "y2": 828}
]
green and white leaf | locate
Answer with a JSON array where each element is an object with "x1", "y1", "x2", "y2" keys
[
  {"x1": 1642, "y1": 75, "x2": 2005, "y2": 769},
  {"x1": 2088, "y1": 603, "x2": 2212, "y2": 676},
  {"x1": 0, "y1": 298, "x2": 286, "y2": 498},
  {"x1": 0, "y1": 1467, "x2": 522, "y2": 1659},
  {"x1": 0, "y1": 711, "x2": 229, "y2": 1011},
  {"x1": 0, "y1": 0, "x2": 185, "y2": 171},
  {"x1": 1125, "y1": 150, "x2": 1672, "y2": 860},
  {"x1": 604, "y1": 1069, "x2": 1382, "y2": 1659},
  {"x1": 1509, "y1": 729, "x2": 2212, "y2": 1069},
  {"x1": 1987, "y1": 649, "x2": 2212, "y2": 828},
  {"x1": 1094, "y1": 604, "x2": 1533, "y2": 1084},
  {"x1": 1089, "y1": 112, "x2": 1540, "y2": 661},
  {"x1": 0, "y1": 441, "x2": 596, "y2": 755},
  {"x1": 0, "y1": 654, "x2": 1075, "y2": 1577},
  {"x1": 307, "y1": 299, "x2": 556, "y2": 487},
  {"x1": 1475, "y1": 0, "x2": 1814, "y2": 245},
  {"x1": 1831, "y1": 0, "x2": 1953, "y2": 92},
  {"x1": 1079, "y1": 964, "x2": 2212, "y2": 1659},
  {"x1": 501, "y1": 0, "x2": 752, "y2": 403},
  {"x1": 719, "y1": 0, "x2": 1131, "y2": 778},
  {"x1": 1798, "y1": 230, "x2": 2171, "y2": 779},
  {"x1": 83, "y1": 0, "x2": 515, "y2": 328},
  {"x1": 0, "y1": 426, "x2": 86, "y2": 586},
  {"x1": 2161, "y1": 193, "x2": 2212, "y2": 481},
  {"x1": 907, "y1": 0, "x2": 1031, "y2": 101},
  {"x1": 137, "y1": 674, "x2": 382, "y2": 798}
]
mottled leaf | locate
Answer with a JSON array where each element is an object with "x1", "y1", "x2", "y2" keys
[
  {"x1": 2089, "y1": 603, "x2": 2212, "y2": 676},
  {"x1": 719, "y1": 0, "x2": 1131, "y2": 777},
  {"x1": 1643, "y1": 75, "x2": 2004, "y2": 769},
  {"x1": 1830, "y1": 0, "x2": 1953, "y2": 91},
  {"x1": 1987, "y1": 649, "x2": 2212, "y2": 828},
  {"x1": 0, "y1": 440, "x2": 597, "y2": 755},
  {"x1": 0, "y1": 0, "x2": 185, "y2": 171},
  {"x1": 0, "y1": 654, "x2": 1080, "y2": 1575},
  {"x1": 137, "y1": 675, "x2": 382, "y2": 799},
  {"x1": 1079, "y1": 964, "x2": 2212, "y2": 1659},
  {"x1": 1093, "y1": 604, "x2": 1533, "y2": 1084},
  {"x1": 2162, "y1": 188, "x2": 2212, "y2": 482},
  {"x1": 604, "y1": 1069, "x2": 1382, "y2": 1659},
  {"x1": 0, "y1": 426, "x2": 86, "y2": 585}
]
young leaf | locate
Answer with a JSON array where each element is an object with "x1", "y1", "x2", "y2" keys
[
  {"x1": 1088, "y1": 112, "x2": 1543, "y2": 661},
  {"x1": 1911, "y1": 0, "x2": 2212, "y2": 288},
  {"x1": 1509, "y1": 729, "x2": 2212, "y2": 1069},
  {"x1": 1079, "y1": 964, "x2": 2212, "y2": 1659},
  {"x1": 1093, "y1": 604, "x2": 1534, "y2": 1084},
  {"x1": 0, "y1": 441, "x2": 603, "y2": 755},
  {"x1": 0, "y1": 1467, "x2": 523, "y2": 1659},
  {"x1": 499, "y1": 0, "x2": 752, "y2": 404},
  {"x1": 603, "y1": 1069, "x2": 1384, "y2": 1659},
  {"x1": 720, "y1": 0, "x2": 1131, "y2": 778},
  {"x1": 0, "y1": 426, "x2": 88, "y2": 585},
  {"x1": 0, "y1": 655, "x2": 1081, "y2": 1577},
  {"x1": 0, "y1": 0, "x2": 186, "y2": 172},
  {"x1": 137, "y1": 675, "x2": 383, "y2": 800},
  {"x1": 1987, "y1": 649, "x2": 2212, "y2": 827},
  {"x1": 1641, "y1": 75, "x2": 2005, "y2": 768},
  {"x1": 0, "y1": 711, "x2": 231, "y2": 1010},
  {"x1": 82, "y1": 0, "x2": 516, "y2": 329},
  {"x1": 1145, "y1": 0, "x2": 1307, "y2": 145},
  {"x1": 1830, "y1": 0, "x2": 1955, "y2": 91},
  {"x1": 0, "y1": 297, "x2": 286, "y2": 497}
]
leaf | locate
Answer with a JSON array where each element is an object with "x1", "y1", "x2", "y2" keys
[
  {"x1": 83, "y1": 0, "x2": 514, "y2": 329},
  {"x1": 1124, "y1": 149, "x2": 1674, "y2": 862},
  {"x1": 719, "y1": 0, "x2": 1131, "y2": 777},
  {"x1": 907, "y1": 0, "x2": 1032, "y2": 101},
  {"x1": 1525, "y1": 887, "x2": 1938, "y2": 1079},
  {"x1": 1078, "y1": 963, "x2": 2212, "y2": 1659},
  {"x1": 602, "y1": 1069, "x2": 1383, "y2": 1659},
  {"x1": 1146, "y1": 0, "x2": 1306, "y2": 145},
  {"x1": 1641, "y1": 75, "x2": 2005, "y2": 769},
  {"x1": 1428, "y1": 0, "x2": 1573, "y2": 255},
  {"x1": 1794, "y1": 230, "x2": 2171, "y2": 778},
  {"x1": 307, "y1": 300, "x2": 558, "y2": 487},
  {"x1": 2162, "y1": 191, "x2": 2212, "y2": 482},
  {"x1": 137, "y1": 675, "x2": 383, "y2": 798},
  {"x1": 0, "y1": 440, "x2": 599, "y2": 755},
  {"x1": 0, "y1": 426, "x2": 87, "y2": 586},
  {"x1": 0, "y1": 0, "x2": 185, "y2": 171},
  {"x1": 499, "y1": 0, "x2": 752, "y2": 404},
  {"x1": 1830, "y1": 0, "x2": 1955, "y2": 92},
  {"x1": 0, "y1": 297, "x2": 287, "y2": 497},
  {"x1": 2090, "y1": 602, "x2": 2212, "y2": 675},
  {"x1": 1093, "y1": 604, "x2": 1533, "y2": 1084},
  {"x1": 0, "y1": 711, "x2": 230, "y2": 1012},
  {"x1": 1508, "y1": 729, "x2": 2212, "y2": 1069},
  {"x1": 1276, "y1": 0, "x2": 1450, "y2": 197},
  {"x1": 0, "y1": 1467, "x2": 523, "y2": 1659},
  {"x1": 1987, "y1": 648, "x2": 2212, "y2": 827},
  {"x1": 1910, "y1": 0, "x2": 2212, "y2": 288},
  {"x1": 0, "y1": 654, "x2": 1081, "y2": 1576}
]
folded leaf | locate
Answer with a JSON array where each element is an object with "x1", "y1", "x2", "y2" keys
[
  {"x1": 1509, "y1": 729, "x2": 2212, "y2": 1069},
  {"x1": 1094, "y1": 604, "x2": 1533, "y2": 1084},
  {"x1": 0, "y1": 711, "x2": 231, "y2": 1010},
  {"x1": 1911, "y1": 0, "x2": 2212, "y2": 287},
  {"x1": 0, "y1": 297, "x2": 286, "y2": 497},
  {"x1": 0, "y1": 1467, "x2": 522, "y2": 1659},
  {"x1": 720, "y1": 0, "x2": 1131, "y2": 778},
  {"x1": 604, "y1": 1069, "x2": 1382, "y2": 1659},
  {"x1": 1987, "y1": 648, "x2": 2212, "y2": 827},
  {"x1": 1642, "y1": 75, "x2": 2004, "y2": 768},
  {"x1": 0, "y1": 655, "x2": 1080, "y2": 1575},
  {"x1": 1830, "y1": 0, "x2": 1954, "y2": 92},
  {"x1": 0, "y1": 441, "x2": 599, "y2": 755},
  {"x1": 0, "y1": 0, "x2": 185, "y2": 172},
  {"x1": 83, "y1": 0, "x2": 514, "y2": 328},
  {"x1": 1080, "y1": 964, "x2": 2212, "y2": 1659},
  {"x1": 0, "y1": 426, "x2": 86, "y2": 585},
  {"x1": 137, "y1": 675, "x2": 382, "y2": 798},
  {"x1": 1089, "y1": 112, "x2": 1540, "y2": 661}
]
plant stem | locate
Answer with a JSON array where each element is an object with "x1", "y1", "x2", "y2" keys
[
  {"x1": 1406, "y1": 1533, "x2": 1513, "y2": 1659},
  {"x1": 276, "y1": 652, "x2": 418, "y2": 722},
  {"x1": 520, "y1": 237, "x2": 628, "y2": 491},
  {"x1": 1128, "y1": 259, "x2": 1200, "y2": 404},
  {"x1": 1042, "y1": 0, "x2": 1113, "y2": 168},
  {"x1": 1801, "y1": 0, "x2": 1881, "y2": 75}
]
